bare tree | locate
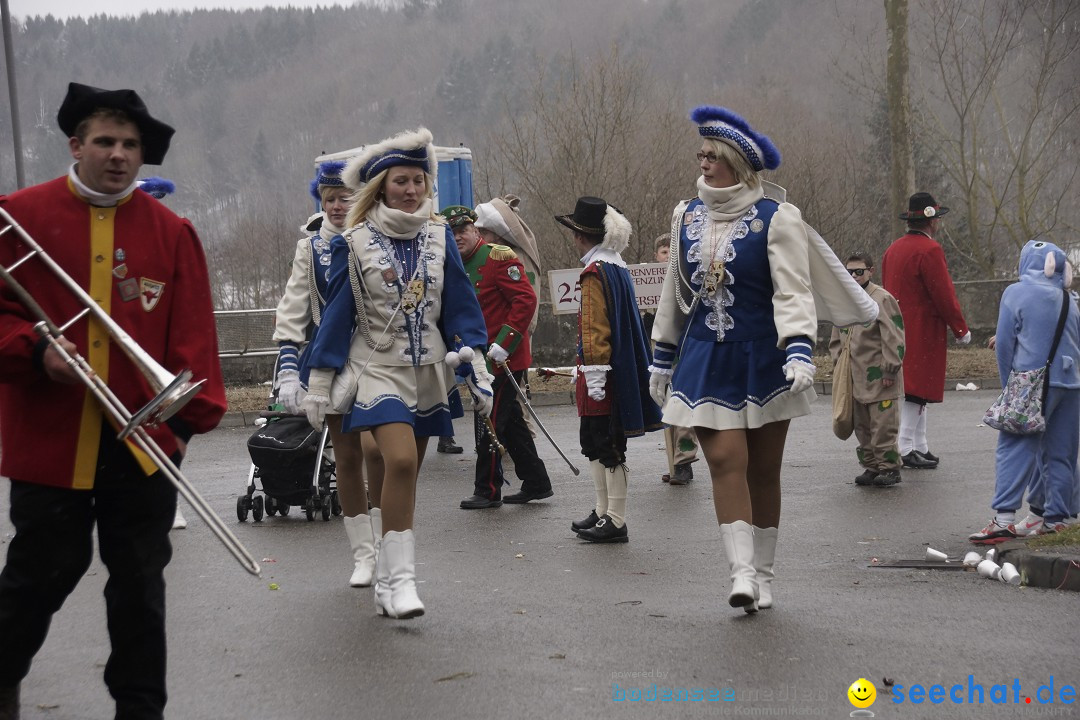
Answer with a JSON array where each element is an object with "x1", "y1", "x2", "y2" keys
[
  {"x1": 914, "y1": 0, "x2": 1080, "y2": 275},
  {"x1": 475, "y1": 46, "x2": 694, "y2": 274}
]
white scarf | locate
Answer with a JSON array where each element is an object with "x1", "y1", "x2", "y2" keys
[
  {"x1": 68, "y1": 164, "x2": 138, "y2": 207},
  {"x1": 696, "y1": 176, "x2": 764, "y2": 222},
  {"x1": 320, "y1": 219, "x2": 345, "y2": 241},
  {"x1": 367, "y1": 199, "x2": 433, "y2": 239},
  {"x1": 581, "y1": 244, "x2": 627, "y2": 268}
]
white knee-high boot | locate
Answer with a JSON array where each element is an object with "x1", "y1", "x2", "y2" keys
[
  {"x1": 719, "y1": 520, "x2": 758, "y2": 613},
  {"x1": 343, "y1": 514, "x2": 376, "y2": 587},
  {"x1": 606, "y1": 464, "x2": 628, "y2": 528},
  {"x1": 752, "y1": 526, "x2": 778, "y2": 609},
  {"x1": 375, "y1": 529, "x2": 425, "y2": 619},
  {"x1": 899, "y1": 401, "x2": 920, "y2": 455},
  {"x1": 370, "y1": 507, "x2": 382, "y2": 562},
  {"x1": 590, "y1": 460, "x2": 608, "y2": 518}
]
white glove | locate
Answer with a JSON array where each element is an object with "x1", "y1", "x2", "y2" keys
[
  {"x1": 957, "y1": 330, "x2": 972, "y2": 345},
  {"x1": 783, "y1": 359, "x2": 816, "y2": 394},
  {"x1": 466, "y1": 353, "x2": 494, "y2": 418},
  {"x1": 301, "y1": 394, "x2": 330, "y2": 431},
  {"x1": 487, "y1": 342, "x2": 509, "y2": 365},
  {"x1": 276, "y1": 370, "x2": 306, "y2": 415},
  {"x1": 584, "y1": 367, "x2": 608, "y2": 401},
  {"x1": 649, "y1": 370, "x2": 671, "y2": 409}
]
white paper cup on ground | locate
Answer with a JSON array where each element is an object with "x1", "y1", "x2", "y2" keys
[
  {"x1": 925, "y1": 547, "x2": 948, "y2": 562},
  {"x1": 985, "y1": 548, "x2": 997, "y2": 562},
  {"x1": 999, "y1": 562, "x2": 1021, "y2": 585},
  {"x1": 977, "y1": 559, "x2": 1001, "y2": 579},
  {"x1": 963, "y1": 551, "x2": 982, "y2": 567}
]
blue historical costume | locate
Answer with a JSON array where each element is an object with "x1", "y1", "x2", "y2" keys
[{"x1": 301, "y1": 135, "x2": 486, "y2": 438}]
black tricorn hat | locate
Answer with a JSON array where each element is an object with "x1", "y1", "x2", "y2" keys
[
  {"x1": 555, "y1": 196, "x2": 607, "y2": 236},
  {"x1": 57, "y1": 82, "x2": 175, "y2": 165},
  {"x1": 899, "y1": 191, "x2": 949, "y2": 221}
]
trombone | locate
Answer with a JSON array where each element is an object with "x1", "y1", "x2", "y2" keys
[{"x1": 0, "y1": 206, "x2": 261, "y2": 577}]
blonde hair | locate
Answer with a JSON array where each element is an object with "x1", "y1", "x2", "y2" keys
[
  {"x1": 705, "y1": 138, "x2": 760, "y2": 189},
  {"x1": 345, "y1": 167, "x2": 437, "y2": 228},
  {"x1": 319, "y1": 185, "x2": 351, "y2": 204}
]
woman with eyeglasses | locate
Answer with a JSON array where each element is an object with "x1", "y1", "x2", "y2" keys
[{"x1": 649, "y1": 106, "x2": 871, "y2": 614}]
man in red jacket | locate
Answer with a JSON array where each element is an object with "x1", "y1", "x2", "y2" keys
[
  {"x1": 446, "y1": 205, "x2": 554, "y2": 509},
  {"x1": 0, "y1": 83, "x2": 226, "y2": 720},
  {"x1": 881, "y1": 192, "x2": 970, "y2": 470}
]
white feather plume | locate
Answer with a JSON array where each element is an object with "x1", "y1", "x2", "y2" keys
[{"x1": 601, "y1": 206, "x2": 632, "y2": 252}]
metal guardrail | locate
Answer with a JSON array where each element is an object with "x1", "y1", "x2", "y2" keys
[{"x1": 214, "y1": 308, "x2": 277, "y2": 358}]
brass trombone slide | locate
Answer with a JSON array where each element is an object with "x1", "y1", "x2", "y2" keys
[{"x1": 0, "y1": 208, "x2": 261, "y2": 577}]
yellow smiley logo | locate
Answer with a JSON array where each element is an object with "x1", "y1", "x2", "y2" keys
[{"x1": 848, "y1": 678, "x2": 877, "y2": 708}]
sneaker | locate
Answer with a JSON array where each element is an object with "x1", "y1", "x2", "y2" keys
[
  {"x1": 871, "y1": 469, "x2": 901, "y2": 487},
  {"x1": 438, "y1": 436, "x2": 464, "y2": 454},
  {"x1": 854, "y1": 469, "x2": 879, "y2": 486},
  {"x1": 670, "y1": 461, "x2": 694, "y2": 485},
  {"x1": 1014, "y1": 513, "x2": 1044, "y2": 537},
  {"x1": 1036, "y1": 520, "x2": 1067, "y2": 535},
  {"x1": 968, "y1": 519, "x2": 1019, "y2": 544}
]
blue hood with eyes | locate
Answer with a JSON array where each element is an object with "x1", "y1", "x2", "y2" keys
[{"x1": 1018, "y1": 238, "x2": 1068, "y2": 288}]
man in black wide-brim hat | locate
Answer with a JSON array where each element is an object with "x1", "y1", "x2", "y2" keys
[
  {"x1": 880, "y1": 191, "x2": 970, "y2": 471},
  {"x1": 0, "y1": 82, "x2": 227, "y2": 719}
]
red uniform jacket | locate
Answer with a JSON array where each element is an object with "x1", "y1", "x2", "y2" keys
[
  {"x1": 881, "y1": 231, "x2": 968, "y2": 403},
  {"x1": 463, "y1": 241, "x2": 537, "y2": 375},
  {"x1": 0, "y1": 177, "x2": 227, "y2": 488}
]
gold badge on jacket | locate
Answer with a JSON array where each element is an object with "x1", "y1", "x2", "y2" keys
[{"x1": 139, "y1": 278, "x2": 165, "y2": 312}]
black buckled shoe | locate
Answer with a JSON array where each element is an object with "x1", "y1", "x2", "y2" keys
[
  {"x1": 437, "y1": 436, "x2": 464, "y2": 454},
  {"x1": 576, "y1": 515, "x2": 629, "y2": 543},
  {"x1": 459, "y1": 495, "x2": 502, "y2": 509},
  {"x1": 571, "y1": 510, "x2": 600, "y2": 532},
  {"x1": 902, "y1": 451, "x2": 937, "y2": 469},
  {"x1": 503, "y1": 488, "x2": 554, "y2": 504}
]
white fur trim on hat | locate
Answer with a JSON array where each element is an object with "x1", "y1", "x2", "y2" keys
[
  {"x1": 342, "y1": 127, "x2": 437, "y2": 191},
  {"x1": 601, "y1": 206, "x2": 632, "y2": 252}
]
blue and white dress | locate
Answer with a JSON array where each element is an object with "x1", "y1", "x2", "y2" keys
[
  {"x1": 272, "y1": 221, "x2": 338, "y2": 376},
  {"x1": 651, "y1": 181, "x2": 817, "y2": 430},
  {"x1": 302, "y1": 203, "x2": 487, "y2": 436}
]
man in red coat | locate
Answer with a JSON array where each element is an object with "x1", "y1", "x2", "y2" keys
[
  {"x1": 446, "y1": 205, "x2": 554, "y2": 509},
  {"x1": 881, "y1": 192, "x2": 970, "y2": 469},
  {"x1": 0, "y1": 83, "x2": 226, "y2": 719}
]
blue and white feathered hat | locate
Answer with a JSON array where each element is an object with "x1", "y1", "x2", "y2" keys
[
  {"x1": 690, "y1": 106, "x2": 781, "y2": 172},
  {"x1": 342, "y1": 127, "x2": 437, "y2": 191},
  {"x1": 309, "y1": 160, "x2": 346, "y2": 201},
  {"x1": 137, "y1": 176, "x2": 176, "y2": 199}
]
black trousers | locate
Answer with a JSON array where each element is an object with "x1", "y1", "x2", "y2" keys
[
  {"x1": 0, "y1": 424, "x2": 177, "y2": 720},
  {"x1": 472, "y1": 369, "x2": 552, "y2": 500},
  {"x1": 579, "y1": 413, "x2": 627, "y2": 469}
]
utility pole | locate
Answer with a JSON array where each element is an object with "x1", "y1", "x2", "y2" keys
[{"x1": 1, "y1": 0, "x2": 24, "y2": 189}]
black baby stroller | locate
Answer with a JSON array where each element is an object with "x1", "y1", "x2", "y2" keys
[{"x1": 238, "y1": 412, "x2": 341, "y2": 522}]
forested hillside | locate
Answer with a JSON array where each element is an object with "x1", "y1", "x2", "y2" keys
[{"x1": 0, "y1": 0, "x2": 1075, "y2": 308}]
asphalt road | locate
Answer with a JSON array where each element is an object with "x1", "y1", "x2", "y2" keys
[{"x1": 2, "y1": 390, "x2": 1077, "y2": 719}]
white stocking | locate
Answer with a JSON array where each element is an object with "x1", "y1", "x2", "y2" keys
[
  {"x1": 914, "y1": 404, "x2": 929, "y2": 453},
  {"x1": 899, "y1": 401, "x2": 920, "y2": 455}
]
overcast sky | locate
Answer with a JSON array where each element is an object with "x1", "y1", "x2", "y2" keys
[{"x1": 8, "y1": 0, "x2": 356, "y2": 20}]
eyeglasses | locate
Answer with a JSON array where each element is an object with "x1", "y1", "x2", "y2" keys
[
  {"x1": 847, "y1": 268, "x2": 868, "y2": 277},
  {"x1": 695, "y1": 151, "x2": 721, "y2": 164}
]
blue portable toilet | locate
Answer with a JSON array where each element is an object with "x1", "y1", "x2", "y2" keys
[{"x1": 312, "y1": 143, "x2": 474, "y2": 213}]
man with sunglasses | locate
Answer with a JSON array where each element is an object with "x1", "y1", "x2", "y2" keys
[{"x1": 830, "y1": 254, "x2": 906, "y2": 486}]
